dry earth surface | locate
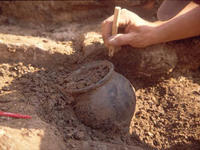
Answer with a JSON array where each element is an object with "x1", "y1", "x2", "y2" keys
[{"x1": 0, "y1": 1, "x2": 200, "y2": 150}]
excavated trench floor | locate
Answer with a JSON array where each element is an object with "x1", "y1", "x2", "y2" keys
[{"x1": 0, "y1": 12, "x2": 200, "y2": 150}]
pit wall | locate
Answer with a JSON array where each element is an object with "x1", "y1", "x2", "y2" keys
[{"x1": 0, "y1": 1, "x2": 147, "y2": 25}]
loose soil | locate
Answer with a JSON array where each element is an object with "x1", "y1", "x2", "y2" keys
[
  {"x1": 63, "y1": 62, "x2": 110, "y2": 91},
  {"x1": 0, "y1": 2, "x2": 200, "y2": 150}
]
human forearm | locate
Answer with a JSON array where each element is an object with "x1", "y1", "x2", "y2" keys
[
  {"x1": 151, "y1": 6, "x2": 200, "y2": 45},
  {"x1": 101, "y1": 5, "x2": 200, "y2": 49}
]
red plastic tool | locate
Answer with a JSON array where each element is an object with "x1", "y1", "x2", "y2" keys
[{"x1": 0, "y1": 111, "x2": 32, "y2": 119}]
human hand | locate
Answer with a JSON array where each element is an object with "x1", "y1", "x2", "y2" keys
[{"x1": 101, "y1": 9, "x2": 157, "y2": 48}]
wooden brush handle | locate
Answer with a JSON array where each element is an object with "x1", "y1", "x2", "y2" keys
[
  {"x1": 112, "y1": 6, "x2": 121, "y2": 35},
  {"x1": 109, "y1": 6, "x2": 121, "y2": 57}
]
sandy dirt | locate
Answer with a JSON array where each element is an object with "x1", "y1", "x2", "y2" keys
[{"x1": 0, "y1": 2, "x2": 200, "y2": 150}]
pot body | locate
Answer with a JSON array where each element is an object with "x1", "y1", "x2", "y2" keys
[{"x1": 74, "y1": 71, "x2": 136, "y2": 129}]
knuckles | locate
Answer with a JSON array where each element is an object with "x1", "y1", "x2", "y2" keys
[{"x1": 121, "y1": 8, "x2": 128, "y2": 14}]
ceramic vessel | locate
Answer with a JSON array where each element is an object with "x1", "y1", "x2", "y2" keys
[{"x1": 66, "y1": 60, "x2": 136, "y2": 129}]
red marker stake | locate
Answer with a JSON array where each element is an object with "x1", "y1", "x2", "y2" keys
[{"x1": 0, "y1": 111, "x2": 32, "y2": 119}]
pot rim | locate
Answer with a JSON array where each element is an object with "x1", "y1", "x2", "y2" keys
[{"x1": 65, "y1": 60, "x2": 114, "y2": 95}]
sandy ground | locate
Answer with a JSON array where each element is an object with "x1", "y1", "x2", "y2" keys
[{"x1": 0, "y1": 9, "x2": 200, "y2": 150}]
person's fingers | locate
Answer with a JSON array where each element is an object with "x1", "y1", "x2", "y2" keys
[
  {"x1": 101, "y1": 8, "x2": 139, "y2": 47},
  {"x1": 101, "y1": 15, "x2": 114, "y2": 46},
  {"x1": 107, "y1": 33, "x2": 134, "y2": 46},
  {"x1": 101, "y1": 9, "x2": 132, "y2": 45}
]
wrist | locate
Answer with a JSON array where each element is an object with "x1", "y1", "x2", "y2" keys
[{"x1": 146, "y1": 21, "x2": 167, "y2": 46}]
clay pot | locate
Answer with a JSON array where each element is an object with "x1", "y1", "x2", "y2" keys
[{"x1": 66, "y1": 60, "x2": 136, "y2": 129}]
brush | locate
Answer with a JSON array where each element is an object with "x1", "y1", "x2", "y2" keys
[{"x1": 108, "y1": 6, "x2": 121, "y2": 57}]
